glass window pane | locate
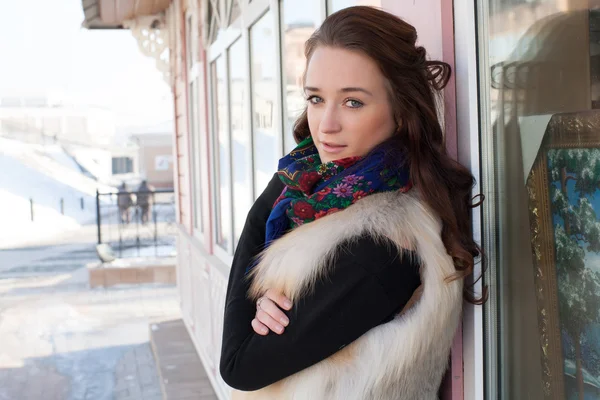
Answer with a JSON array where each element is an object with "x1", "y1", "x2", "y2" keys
[
  {"x1": 328, "y1": 0, "x2": 381, "y2": 15},
  {"x1": 281, "y1": 0, "x2": 321, "y2": 153},
  {"x1": 481, "y1": 2, "x2": 600, "y2": 399},
  {"x1": 229, "y1": 38, "x2": 252, "y2": 248},
  {"x1": 189, "y1": 79, "x2": 203, "y2": 232},
  {"x1": 186, "y1": 15, "x2": 193, "y2": 69},
  {"x1": 230, "y1": 0, "x2": 241, "y2": 25},
  {"x1": 213, "y1": 57, "x2": 232, "y2": 251},
  {"x1": 251, "y1": 10, "x2": 279, "y2": 199}
]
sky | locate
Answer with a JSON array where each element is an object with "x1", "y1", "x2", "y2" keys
[{"x1": 0, "y1": 0, "x2": 173, "y2": 129}]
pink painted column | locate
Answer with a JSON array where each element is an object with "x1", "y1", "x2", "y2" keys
[{"x1": 382, "y1": 1, "x2": 464, "y2": 399}]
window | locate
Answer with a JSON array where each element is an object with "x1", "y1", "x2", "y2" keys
[
  {"x1": 212, "y1": 56, "x2": 232, "y2": 252},
  {"x1": 187, "y1": 13, "x2": 204, "y2": 234},
  {"x1": 229, "y1": 38, "x2": 253, "y2": 247},
  {"x1": 112, "y1": 157, "x2": 133, "y2": 175},
  {"x1": 186, "y1": 15, "x2": 194, "y2": 71},
  {"x1": 280, "y1": 0, "x2": 322, "y2": 153},
  {"x1": 206, "y1": 0, "x2": 312, "y2": 258},
  {"x1": 251, "y1": 10, "x2": 280, "y2": 199},
  {"x1": 479, "y1": 1, "x2": 600, "y2": 399},
  {"x1": 189, "y1": 79, "x2": 204, "y2": 233},
  {"x1": 328, "y1": 0, "x2": 380, "y2": 15},
  {"x1": 229, "y1": 0, "x2": 241, "y2": 25}
]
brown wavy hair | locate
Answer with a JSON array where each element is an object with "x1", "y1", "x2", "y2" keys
[{"x1": 293, "y1": 6, "x2": 485, "y2": 303}]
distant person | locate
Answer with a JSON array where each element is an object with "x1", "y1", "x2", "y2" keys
[
  {"x1": 136, "y1": 180, "x2": 154, "y2": 224},
  {"x1": 117, "y1": 182, "x2": 132, "y2": 224}
]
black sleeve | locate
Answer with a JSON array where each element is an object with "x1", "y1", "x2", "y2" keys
[
  {"x1": 222, "y1": 173, "x2": 284, "y2": 307},
  {"x1": 220, "y1": 227, "x2": 422, "y2": 391},
  {"x1": 220, "y1": 173, "x2": 284, "y2": 381}
]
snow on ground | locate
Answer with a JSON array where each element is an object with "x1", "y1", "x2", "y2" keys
[
  {"x1": 0, "y1": 138, "x2": 113, "y2": 196},
  {"x1": 40, "y1": 145, "x2": 85, "y2": 173},
  {"x1": 0, "y1": 138, "x2": 116, "y2": 247},
  {"x1": 0, "y1": 189, "x2": 82, "y2": 248}
]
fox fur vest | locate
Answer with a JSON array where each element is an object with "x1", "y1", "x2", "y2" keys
[{"x1": 233, "y1": 190, "x2": 463, "y2": 400}]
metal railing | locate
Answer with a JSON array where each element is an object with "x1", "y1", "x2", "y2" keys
[{"x1": 95, "y1": 189, "x2": 177, "y2": 258}]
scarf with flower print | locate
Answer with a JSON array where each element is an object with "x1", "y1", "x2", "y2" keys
[{"x1": 264, "y1": 136, "x2": 412, "y2": 245}]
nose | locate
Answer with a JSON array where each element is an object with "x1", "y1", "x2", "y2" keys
[{"x1": 319, "y1": 104, "x2": 342, "y2": 134}]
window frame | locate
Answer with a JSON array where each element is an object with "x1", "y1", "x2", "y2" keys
[
  {"x1": 453, "y1": 0, "x2": 486, "y2": 399},
  {"x1": 111, "y1": 157, "x2": 134, "y2": 175},
  {"x1": 186, "y1": 9, "x2": 206, "y2": 242},
  {"x1": 249, "y1": 5, "x2": 285, "y2": 200},
  {"x1": 228, "y1": 35, "x2": 255, "y2": 248},
  {"x1": 205, "y1": 0, "x2": 285, "y2": 265},
  {"x1": 278, "y1": 0, "x2": 327, "y2": 153},
  {"x1": 209, "y1": 55, "x2": 235, "y2": 262}
]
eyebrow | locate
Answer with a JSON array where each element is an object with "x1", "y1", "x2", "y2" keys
[{"x1": 304, "y1": 86, "x2": 373, "y2": 96}]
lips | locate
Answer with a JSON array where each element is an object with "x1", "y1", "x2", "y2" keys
[{"x1": 320, "y1": 141, "x2": 347, "y2": 153}]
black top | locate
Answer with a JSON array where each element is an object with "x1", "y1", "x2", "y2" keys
[{"x1": 220, "y1": 173, "x2": 422, "y2": 391}]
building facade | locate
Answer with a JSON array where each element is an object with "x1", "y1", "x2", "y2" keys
[
  {"x1": 130, "y1": 128, "x2": 176, "y2": 189},
  {"x1": 133, "y1": 133, "x2": 175, "y2": 189},
  {"x1": 0, "y1": 94, "x2": 116, "y2": 148},
  {"x1": 82, "y1": 0, "x2": 600, "y2": 399}
]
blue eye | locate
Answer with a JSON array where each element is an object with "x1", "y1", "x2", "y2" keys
[
  {"x1": 345, "y1": 99, "x2": 364, "y2": 108},
  {"x1": 306, "y1": 95, "x2": 323, "y2": 104}
]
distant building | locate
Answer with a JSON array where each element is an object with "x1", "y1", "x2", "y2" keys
[
  {"x1": 129, "y1": 127, "x2": 175, "y2": 189},
  {"x1": 0, "y1": 94, "x2": 116, "y2": 148},
  {"x1": 0, "y1": 94, "x2": 174, "y2": 189}
]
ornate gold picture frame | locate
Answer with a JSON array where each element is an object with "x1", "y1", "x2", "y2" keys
[{"x1": 527, "y1": 110, "x2": 600, "y2": 399}]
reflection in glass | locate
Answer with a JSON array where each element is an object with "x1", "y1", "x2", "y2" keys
[
  {"x1": 281, "y1": 0, "x2": 321, "y2": 153},
  {"x1": 251, "y1": 11, "x2": 279, "y2": 199},
  {"x1": 229, "y1": 39, "x2": 252, "y2": 248},
  {"x1": 214, "y1": 57, "x2": 232, "y2": 251},
  {"x1": 482, "y1": 1, "x2": 600, "y2": 399}
]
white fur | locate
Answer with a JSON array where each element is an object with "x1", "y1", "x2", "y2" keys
[{"x1": 239, "y1": 191, "x2": 463, "y2": 400}]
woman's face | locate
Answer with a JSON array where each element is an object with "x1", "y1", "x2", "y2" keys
[{"x1": 304, "y1": 46, "x2": 396, "y2": 163}]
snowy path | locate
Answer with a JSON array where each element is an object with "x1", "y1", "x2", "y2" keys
[{"x1": 0, "y1": 237, "x2": 179, "y2": 400}]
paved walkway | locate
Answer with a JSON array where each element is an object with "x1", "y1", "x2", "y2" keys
[
  {"x1": 0, "y1": 240, "x2": 181, "y2": 400},
  {"x1": 150, "y1": 319, "x2": 219, "y2": 400},
  {"x1": 114, "y1": 344, "x2": 163, "y2": 400}
]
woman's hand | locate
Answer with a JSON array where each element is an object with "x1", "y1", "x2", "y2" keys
[{"x1": 252, "y1": 289, "x2": 293, "y2": 336}]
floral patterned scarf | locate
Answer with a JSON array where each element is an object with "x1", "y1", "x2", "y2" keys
[{"x1": 264, "y1": 136, "x2": 412, "y2": 244}]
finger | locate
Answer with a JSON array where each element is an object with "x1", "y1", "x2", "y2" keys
[
  {"x1": 251, "y1": 318, "x2": 269, "y2": 335},
  {"x1": 258, "y1": 297, "x2": 290, "y2": 327},
  {"x1": 265, "y1": 289, "x2": 293, "y2": 311},
  {"x1": 256, "y1": 309, "x2": 285, "y2": 334}
]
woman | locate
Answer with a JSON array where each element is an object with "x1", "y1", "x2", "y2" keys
[{"x1": 220, "y1": 6, "x2": 482, "y2": 400}]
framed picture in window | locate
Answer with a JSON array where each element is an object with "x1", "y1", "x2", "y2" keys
[{"x1": 527, "y1": 110, "x2": 600, "y2": 399}]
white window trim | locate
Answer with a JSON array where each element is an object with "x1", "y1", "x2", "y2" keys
[
  {"x1": 454, "y1": 0, "x2": 485, "y2": 399},
  {"x1": 269, "y1": 0, "x2": 285, "y2": 159},
  {"x1": 190, "y1": 79, "x2": 205, "y2": 243},
  {"x1": 206, "y1": 0, "x2": 286, "y2": 266},
  {"x1": 186, "y1": 9, "x2": 205, "y2": 244},
  {"x1": 230, "y1": 33, "x2": 255, "y2": 247},
  {"x1": 214, "y1": 241, "x2": 234, "y2": 267},
  {"x1": 209, "y1": 54, "x2": 235, "y2": 258}
]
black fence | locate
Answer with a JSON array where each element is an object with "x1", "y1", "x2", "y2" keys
[{"x1": 95, "y1": 189, "x2": 177, "y2": 258}]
